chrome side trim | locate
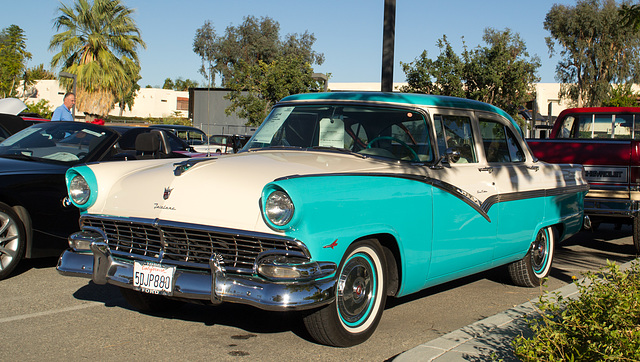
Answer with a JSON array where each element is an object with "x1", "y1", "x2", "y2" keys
[{"x1": 274, "y1": 172, "x2": 589, "y2": 223}]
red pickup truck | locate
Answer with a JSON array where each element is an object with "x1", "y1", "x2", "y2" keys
[{"x1": 527, "y1": 107, "x2": 640, "y2": 253}]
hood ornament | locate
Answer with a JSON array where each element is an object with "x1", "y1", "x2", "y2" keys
[{"x1": 163, "y1": 187, "x2": 173, "y2": 200}]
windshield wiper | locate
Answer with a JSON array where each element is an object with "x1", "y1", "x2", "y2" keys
[
  {"x1": 0, "y1": 153, "x2": 40, "y2": 162},
  {"x1": 247, "y1": 145, "x2": 304, "y2": 152}
]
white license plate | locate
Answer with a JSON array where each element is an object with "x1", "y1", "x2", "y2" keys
[{"x1": 133, "y1": 261, "x2": 176, "y2": 295}]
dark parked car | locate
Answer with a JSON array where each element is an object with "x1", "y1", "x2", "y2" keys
[
  {"x1": 148, "y1": 124, "x2": 209, "y2": 150},
  {"x1": 208, "y1": 134, "x2": 251, "y2": 153},
  {"x1": 0, "y1": 121, "x2": 202, "y2": 279}
]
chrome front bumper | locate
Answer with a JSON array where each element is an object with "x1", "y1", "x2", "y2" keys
[{"x1": 57, "y1": 234, "x2": 337, "y2": 311}]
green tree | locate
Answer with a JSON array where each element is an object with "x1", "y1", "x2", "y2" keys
[
  {"x1": 464, "y1": 28, "x2": 540, "y2": 118},
  {"x1": 226, "y1": 55, "x2": 322, "y2": 126},
  {"x1": 49, "y1": 0, "x2": 146, "y2": 120},
  {"x1": 602, "y1": 84, "x2": 640, "y2": 106},
  {"x1": 114, "y1": 62, "x2": 141, "y2": 116},
  {"x1": 162, "y1": 77, "x2": 174, "y2": 90},
  {"x1": 545, "y1": 0, "x2": 640, "y2": 107},
  {"x1": 173, "y1": 78, "x2": 199, "y2": 91},
  {"x1": 193, "y1": 20, "x2": 218, "y2": 87},
  {"x1": 0, "y1": 25, "x2": 32, "y2": 98},
  {"x1": 25, "y1": 64, "x2": 56, "y2": 80},
  {"x1": 25, "y1": 99, "x2": 54, "y2": 119},
  {"x1": 401, "y1": 29, "x2": 540, "y2": 124},
  {"x1": 193, "y1": 16, "x2": 324, "y2": 125},
  {"x1": 400, "y1": 35, "x2": 465, "y2": 97}
]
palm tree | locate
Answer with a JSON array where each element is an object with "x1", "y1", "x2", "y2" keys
[{"x1": 49, "y1": 0, "x2": 145, "y2": 120}]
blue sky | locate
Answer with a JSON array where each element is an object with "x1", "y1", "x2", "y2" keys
[{"x1": 2, "y1": 0, "x2": 576, "y2": 88}]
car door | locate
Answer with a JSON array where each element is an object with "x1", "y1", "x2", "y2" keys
[
  {"x1": 427, "y1": 110, "x2": 499, "y2": 282},
  {"x1": 476, "y1": 114, "x2": 545, "y2": 261}
]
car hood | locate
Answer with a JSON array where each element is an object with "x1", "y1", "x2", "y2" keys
[
  {"x1": 0, "y1": 156, "x2": 70, "y2": 175},
  {"x1": 0, "y1": 98, "x2": 27, "y2": 116},
  {"x1": 85, "y1": 150, "x2": 399, "y2": 233}
]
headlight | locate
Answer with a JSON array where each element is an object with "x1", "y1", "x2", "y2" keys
[
  {"x1": 265, "y1": 191, "x2": 294, "y2": 226},
  {"x1": 69, "y1": 175, "x2": 91, "y2": 205}
]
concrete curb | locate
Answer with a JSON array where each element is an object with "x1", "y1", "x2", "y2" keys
[{"x1": 394, "y1": 258, "x2": 637, "y2": 361}]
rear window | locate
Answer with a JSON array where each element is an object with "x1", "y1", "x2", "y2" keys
[{"x1": 559, "y1": 113, "x2": 638, "y2": 139}]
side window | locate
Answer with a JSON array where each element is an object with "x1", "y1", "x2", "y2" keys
[
  {"x1": 434, "y1": 114, "x2": 477, "y2": 163},
  {"x1": 613, "y1": 114, "x2": 633, "y2": 139},
  {"x1": 479, "y1": 119, "x2": 525, "y2": 163},
  {"x1": 559, "y1": 116, "x2": 575, "y2": 138},
  {"x1": 575, "y1": 114, "x2": 619, "y2": 139},
  {"x1": 593, "y1": 114, "x2": 613, "y2": 139}
]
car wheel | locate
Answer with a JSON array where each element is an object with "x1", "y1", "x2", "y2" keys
[
  {"x1": 0, "y1": 203, "x2": 26, "y2": 280},
  {"x1": 303, "y1": 239, "x2": 387, "y2": 347},
  {"x1": 119, "y1": 287, "x2": 182, "y2": 313},
  {"x1": 508, "y1": 226, "x2": 555, "y2": 287},
  {"x1": 632, "y1": 216, "x2": 640, "y2": 254}
]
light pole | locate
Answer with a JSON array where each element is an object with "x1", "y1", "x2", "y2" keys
[
  {"x1": 59, "y1": 71, "x2": 77, "y2": 119},
  {"x1": 381, "y1": 0, "x2": 396, "y2": 92}
]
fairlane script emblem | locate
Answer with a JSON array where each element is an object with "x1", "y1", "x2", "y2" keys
[{"x1": 163, "y1": 187, "x2": 173, "y2": 200}]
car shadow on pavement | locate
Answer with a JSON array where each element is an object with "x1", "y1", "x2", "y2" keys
[
  {"x1": 71, "y1": 281, "x2": 314, "y2": 343},
  {"x1": 9, "y1": 256, "x2": 59, "y2": 278}
]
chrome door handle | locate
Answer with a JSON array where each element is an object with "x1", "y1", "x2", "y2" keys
[{"x1": 478, "y1": 167, "x2": 493, "y2": 173}]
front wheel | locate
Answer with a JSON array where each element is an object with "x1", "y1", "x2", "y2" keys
[
  {"x1": 303, "y1": 239, "x2": 388, "y2": 347},
  {"x1": 508, "y1": 226, "x2": 555, "y2": 287},
  {"x1": 0, "y1": 203, "x2": 26, "y2": 280}
]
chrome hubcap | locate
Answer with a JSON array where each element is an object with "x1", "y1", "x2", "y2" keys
[
  {"x1": 0, "y1": 212, "x2": 19, "y2": 271},
  {"x1": 531, "y1": 229, "x2": 548, "y2": 273},
  {"x1": 338, "y1": 255, "x2": 374, "y2": 325}
]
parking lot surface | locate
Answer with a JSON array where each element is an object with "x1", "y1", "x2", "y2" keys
[{"x1": 1, "y1": 224, "x2": 637, "y2": 361}]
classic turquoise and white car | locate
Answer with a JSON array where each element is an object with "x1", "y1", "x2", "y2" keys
[{"x1": 57, "y1": 92, "x2": 588, "y2": 347}]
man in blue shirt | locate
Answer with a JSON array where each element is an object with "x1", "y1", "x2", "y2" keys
[{"x1": 51, "y1": 92, "x2": 75, "y2": 121}]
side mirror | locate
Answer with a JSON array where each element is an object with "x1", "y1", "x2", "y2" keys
[{"x1": 445, "y1": 147, "x2": 461, "y2": 163}]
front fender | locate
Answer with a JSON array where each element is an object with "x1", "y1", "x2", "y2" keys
[{"x1": 263, "y1": 174, "x2": 434, "y2": 296}]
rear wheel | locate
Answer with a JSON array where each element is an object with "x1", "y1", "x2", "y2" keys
[
  {"x1": 303, "y1": 239, "x2": 387, "y2": 347},
  {"x1": 508, "y1": 226, "x2": 555, "y2": 287},
  {"x1": 119, "y1": 287, "x2": 182, "y2": 313},
  {"x1": 0, "y1": 203, "x2": 26, "y2": 280}
]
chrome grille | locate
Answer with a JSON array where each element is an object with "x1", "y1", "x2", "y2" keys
[{"x1": 81, "y1": 216, "x2": 304, "y2": 272}]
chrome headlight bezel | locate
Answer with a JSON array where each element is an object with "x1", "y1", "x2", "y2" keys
[
  {"x1": 69, "y1": 174, "x2": 91, "y2": 205},
  {"x1": 264, "y1": 190, "x2": 295, "y2": 227}
]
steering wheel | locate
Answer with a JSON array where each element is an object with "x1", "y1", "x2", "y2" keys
[{"x1": 366, "y1": 136, "x2": 419, "y2": 162}]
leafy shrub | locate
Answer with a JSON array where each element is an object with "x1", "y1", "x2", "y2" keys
[
  {"x1": 25, "y1": 99, "x2": 53, "y2": 119},
  {"x1": 513, "y1": 261, "x2": 640, "y2": 361}
]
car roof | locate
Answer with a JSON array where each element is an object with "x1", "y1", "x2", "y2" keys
[
  {"x1": 557, "y1": 107, "x2": 640, "y2": 117},
  {"x1": 279, "y1": 91, "x2": 519, "y2": 133}
]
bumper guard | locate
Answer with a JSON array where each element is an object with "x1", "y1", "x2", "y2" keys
[{"x1": 57, "y1": 231, "x2": 337, "y2": 311}]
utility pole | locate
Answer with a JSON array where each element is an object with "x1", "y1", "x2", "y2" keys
[{"x1": 381, "y1": 0, "x2": 396, "y2": 92}]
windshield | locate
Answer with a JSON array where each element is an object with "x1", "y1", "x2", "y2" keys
[
  {"x1": 0, "y1": 122, "x2": 116, "y2": 164},
  {"x1": 243, "y1": 105, "x2": 433, "y2": 162}
]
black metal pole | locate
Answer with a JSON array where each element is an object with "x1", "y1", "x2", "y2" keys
[{"x1": 381, "y1": 0, "x2": 396, "y2": 92}]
